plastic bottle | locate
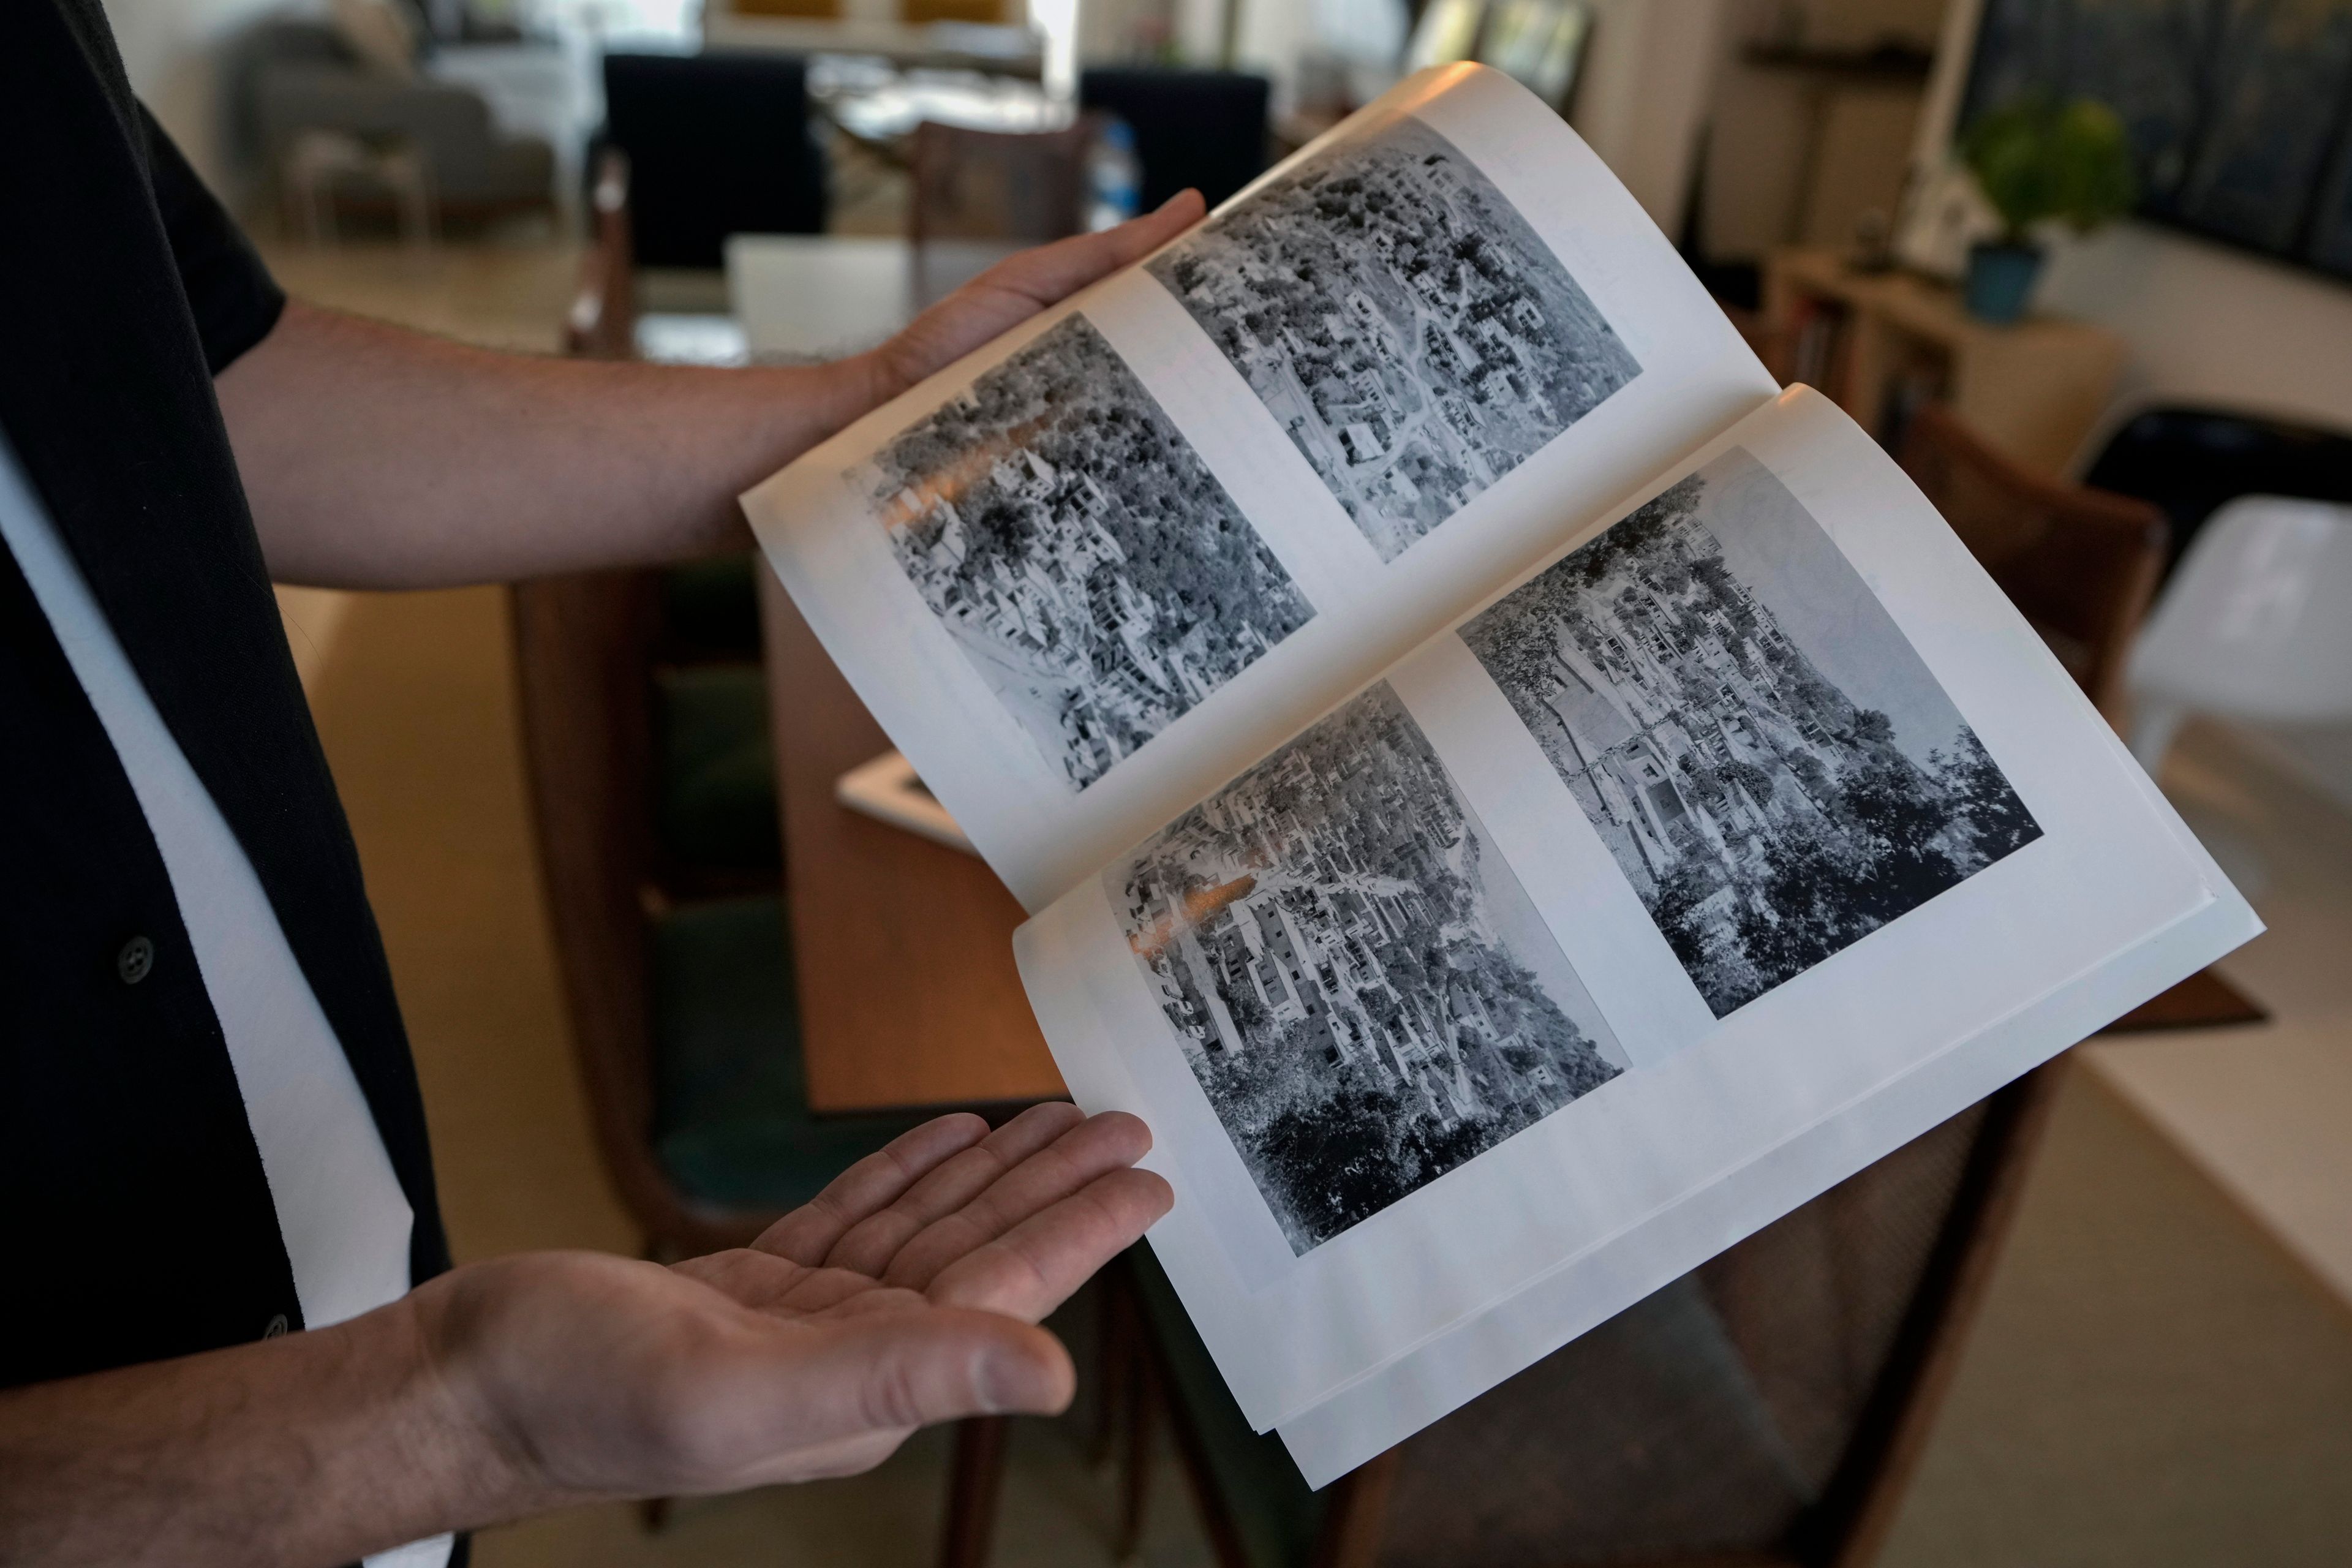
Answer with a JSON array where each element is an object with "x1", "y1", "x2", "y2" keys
[{"x1": 1087, "y1": 118, "x2": 1143, "y2": 232}]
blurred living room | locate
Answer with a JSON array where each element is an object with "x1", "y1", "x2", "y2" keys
[{"x1": 69, "y1": 0, "x2": 2352, "y2": 1562}]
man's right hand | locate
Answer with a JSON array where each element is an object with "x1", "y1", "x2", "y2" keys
[
  {"x1": 420, "y1": 1104, "x2": 1169, "y2": 1509},
  {"x1": 0, "y1": 1105, "x2": 1167, "y2": 1567}
]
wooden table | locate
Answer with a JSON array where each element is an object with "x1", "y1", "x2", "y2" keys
[{"x1": 757, "y1": 565, "x2": 1066, "y2": 1113}]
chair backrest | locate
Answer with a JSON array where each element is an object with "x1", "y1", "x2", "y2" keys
[
  {"x1": 564, "y1": 148, "x2": 637, "y2": 361},
  {"x1": 1899, "y1": 403, "x2": 2166, "y2": 726},
  {"x1": 903, "y1": 0, "x2": 1016, "y2": 20},
  {"x1": 508, "y1": 572, "x2": 692, "y2": 1240},
  {"x1": 2130, "y1": 496, "x2": 2352, "y2": 726},
  {"x1": 1077, "y1": 67, "x2": 1272, "y2": 211},
  {"x1": 1354, "y1": 1069, "x2": 2057, "y2": 1568},
  {"x1": 2081, "y1": 404, "x2": 2352, "y2": 568},
  {"x1": 910, "y1": 117, "x2": 1098, "y2": 245},
  {"x1": 513, "y1": 565, "x2": 801, "y2": 1257},
  {"x1": 601, "y1": 50, "x2": 828, "y2": 270}
]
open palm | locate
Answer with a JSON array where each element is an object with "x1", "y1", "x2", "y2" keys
[{"x1": 416, "y1": 1105, "x2": 1169, "y2": 1510}]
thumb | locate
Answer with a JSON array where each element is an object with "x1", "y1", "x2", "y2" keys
[{"x1": 800, "y1": 1307, "x2": 1077, "y2": 1435}]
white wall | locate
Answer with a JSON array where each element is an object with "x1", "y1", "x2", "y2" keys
[
  {"x1": 103, "y1": 0, "x2": 312, "y2": 194},
  {"x1": 2037, "y1": 225, "x2": 2352, "y2": 436},
  {"x1": 1567, "y1": 0, "x2": 1727, "y2": 237}
]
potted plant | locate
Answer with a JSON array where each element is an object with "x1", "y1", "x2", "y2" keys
[{"x1": 1958, "y1": 96, "x2": 2137, "y2": 323}]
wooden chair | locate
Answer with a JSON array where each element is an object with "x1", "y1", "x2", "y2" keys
[
  {"x1": 1112, "y1": 1071, "x2": 2060, "y2": 1568},
  {"x1": 910, "y1": 116, "x2": 1100, "y2": 247},
  {"x1": 1898, "y1": 403, "x2": 2167, "y2": 728},
  {"x1": 510, "y1": 568, "x2": 794, "y2": 1259},
  {"x1": 1902, "y1": 401, "x2": 2263, "y2": 1035},
  {"x1": 601, "y1": 50, "x2": 829, "y2": 270},
  {"x1": 903, "y1": 0, "x2": 1019, "y2": 22}
]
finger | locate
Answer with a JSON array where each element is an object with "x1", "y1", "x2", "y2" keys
[
  {"x1": 821, "y1": 1102, "x2": 1084, "y2": 1278},
  {"x1": 650, "y1": 1308, "x2": 1076, "y2": 1497},
  {"x1": 927, "y1": 1167, "x2": 1173, "y2": 1321},
  {"x1": 970, "y1": 189, "x2": 1207, "y2": 310},
  {"x1": 880, "y1": 1111, "x2": 1153, "y2": 1292},
  {"x1": 751, "y1": 1114, "x2": 990, "y2": 1265},
  {"x1": 754, "y1": 1308, "x2": 1075, "y2": 1451},
  {"x1": 834, "y1": 1308, "x2": 1075, "y2": 1424}
]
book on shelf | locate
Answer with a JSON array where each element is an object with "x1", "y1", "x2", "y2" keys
[{"x1": 744, "y1": 64, "x2": 2256, "y2": 1484}]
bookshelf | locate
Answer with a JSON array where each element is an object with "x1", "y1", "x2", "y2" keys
[{"x1": 1760, "y1": 247, "x2": 2126, "y2": 475}]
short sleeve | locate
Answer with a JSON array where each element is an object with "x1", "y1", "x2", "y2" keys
[{"x1": 139, "y1": 105, "x2": 287, "y2": 375}]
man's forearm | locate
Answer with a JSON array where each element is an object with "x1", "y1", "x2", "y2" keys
[
  {"x1": 0, "y1": 1297, "x2": 526, "y2": 1568},
  {"x1": 215, "y1": 198, "x2": 1205, "y2": 591},
  {"x1": 216, "y1": 302, "x2": 888, "y2": 589}
]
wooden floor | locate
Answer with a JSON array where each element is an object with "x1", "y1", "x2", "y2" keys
[{"x1": 279, "y1": 239, "x2": 2352, "y2": 1568}]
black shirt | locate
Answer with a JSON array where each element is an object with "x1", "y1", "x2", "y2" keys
[{"x1": 1, "y1": 0, "x2": 451, "y2": 1389}]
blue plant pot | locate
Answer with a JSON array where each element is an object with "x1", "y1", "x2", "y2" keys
[{"x1": 1964, "y1": 241, "x2": 2046, "y2": 324}]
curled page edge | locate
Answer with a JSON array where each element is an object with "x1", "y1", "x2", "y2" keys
[{"x1": 834, "y1": 749, "x2": 977, "y2": 855}]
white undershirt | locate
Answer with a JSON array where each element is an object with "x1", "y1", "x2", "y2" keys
[{"x1": 0, "y1": 437, "x2": 451, "y2": 1568}]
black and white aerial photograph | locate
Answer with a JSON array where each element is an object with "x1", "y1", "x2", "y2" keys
[
  {"x1": 866, "y1": 314, "x2": 1316, "y2": 791},
  {"x1": 1113, "y1": 681, "x2": 1626, "y2": 1254},
  {"x1": 1461, "y1": 448, "x2": 2041, "y2": 1018},
  {"x1": 1144, "y1": 115, "x2": 1641, "y2": 562}
]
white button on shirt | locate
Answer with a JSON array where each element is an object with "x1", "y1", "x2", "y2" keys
[{"x1": 0, "y1": 437, "x2": 452, "y2": 1568}]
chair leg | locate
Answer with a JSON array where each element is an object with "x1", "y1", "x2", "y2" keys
[
  {"x1": 2128, "y1": 699, "x2": 2187, "y2": 775},
  {"x1": 638, "y1": 1495, "x2": 672, "y2": 1532},
  {"x1": 1092, "y1": 1267, "x2": 1136, "y2": 1466},
  {"x1": 1308, "y1": 1449, "x2": 1403, "y2": 1568},
  {"x1": 1114, "y1": 1340, "x2": 1157, "y2": 1560},
  {"x1": 938, "y1": 1415, "x2": 1012, "y2": 1568}
]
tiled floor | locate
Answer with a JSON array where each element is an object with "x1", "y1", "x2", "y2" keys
[{"x1": 279, "y1": 239, "x2": 2352, "y2": 1566}]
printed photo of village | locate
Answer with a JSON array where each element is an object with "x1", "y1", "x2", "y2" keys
[
  {"x1": 1145, "y1": 115, "x2": 1640, "y2": 562},
  {"x1": 1113, "y1": 681, "x2": 1627, "y2": 1254},
  {"x1": 866, "y1": 314, "x2": 1316, "y2": 791},
  {"x1": 1460, "y1": 447, "x2": 2042, "y2": 1017}
]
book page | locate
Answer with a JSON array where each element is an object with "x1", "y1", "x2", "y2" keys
[
  {"x1": 744, "y1": 64, "x2": 1775, "y2": 911},
  {"x1": 1013, "y1": 388, "x2": 2256, "y2": 1436}
]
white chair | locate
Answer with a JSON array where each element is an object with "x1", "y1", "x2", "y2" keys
[
  {"x1": 282, "y1": 128, "x2": 435, "y2": 248},
  {"x1": 2128, "y1": 496, "x2": 2352, "y2": 773}
]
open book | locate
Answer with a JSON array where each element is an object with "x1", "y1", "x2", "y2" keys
[{"x1": 745, "y1": 64, "x2": 2258, "y2": 1483}]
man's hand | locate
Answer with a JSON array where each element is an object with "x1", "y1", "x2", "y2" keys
[
  {"x1": 859, "y1": 189, "x2": 1209, "y2": 409},
  {"x1": 423, "y1": 1105, "x2": 1169, "y2": 1508},
  {"x1": 0, "y1": 1106, "x2": 1167, "y2": 1567}
]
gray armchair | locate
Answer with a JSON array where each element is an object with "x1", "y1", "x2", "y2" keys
[{"x1": 243, "y1": 21, "x2": 554, "y2": 222}]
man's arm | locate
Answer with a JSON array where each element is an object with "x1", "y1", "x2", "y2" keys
[
  {"x1": 0, "y1": 1107, "x2": 1170, "y2": 1567},
  {"x1": 217, "y1": 195, "x2": 1205, "y2": 589}
]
